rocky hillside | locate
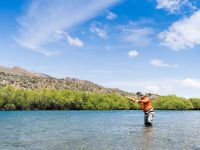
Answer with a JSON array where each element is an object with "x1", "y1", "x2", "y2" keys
[
  {"x1": 0, "y1": 66, "x2": 136, "y2": 96},
  {"x1": 0, "y1": 66, "x2": 48, "y2": 78}
]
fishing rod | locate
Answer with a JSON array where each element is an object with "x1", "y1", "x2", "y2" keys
[{"x1": 125, "y1": 96, "x2": 139, "y2": 103}]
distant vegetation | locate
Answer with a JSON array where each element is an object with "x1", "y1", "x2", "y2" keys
[
  {"x1": 153, "y1": 96, "x2": 200, "y2": 110},
  {"x1": 0, "y1": 86, "x2": 139, "y2": 110},
  {"x1": 0, "y1": 66, "x2": 199, "y2": 110},
  {"x1": 0, "y1": 86, "x2": 199, "y2": 110}
]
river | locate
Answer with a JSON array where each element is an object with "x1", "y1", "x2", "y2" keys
[{"x1": 0, "y1": 110, "x2": 199, "y2": 150}]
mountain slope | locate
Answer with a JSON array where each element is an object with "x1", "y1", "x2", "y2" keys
[
  {"x1": 0, "y1": 66, "x2": 136, "y2": 96},
  {"x1": 0, "y1": 66, "x2": 48, "y2": 78}
]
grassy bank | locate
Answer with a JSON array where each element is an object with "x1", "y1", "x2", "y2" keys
[{"x1": 0, "y1": 86, "x2": 199, "y2": 110}]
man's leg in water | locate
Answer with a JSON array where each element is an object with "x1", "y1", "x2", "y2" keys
[
  {"x1": 144, "y1": 111, "x2": 154, "y2": 126},
  {"x1": 148, "y1": 111, "x2": 154, "y2": 125}
]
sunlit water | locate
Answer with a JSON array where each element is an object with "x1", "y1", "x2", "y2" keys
[{"x1": 0, "y1": 110, "x2": 199, "y2": 150}]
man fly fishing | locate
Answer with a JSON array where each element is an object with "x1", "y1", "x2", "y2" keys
[{"x1": 126, "y1": 92, "x2": 154, "y2": 126}]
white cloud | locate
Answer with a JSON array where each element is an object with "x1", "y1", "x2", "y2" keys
[
  {"x1": 128, "y1": 50, "x2": 138, "y2": 58},
  {"x1": 145, "y1": 85, "x2": 161, "y2": 93},
  {"x1": 103, "y1": 78, "x2": 200, "y2": 97},
  {"x1": 15, "y1": 0, "x2": 119, "y2": 55},
  {"x1": 125, "y1": 28, "x2": 153, "y2": 44},
  {"x1": 150, "y1": 59, "x2": 179, "y2": 67},
  {"x1": 156, "y1": 0, "x2": 182, "y2": 13},
  {"x1": 106, "y1": 11, "x2": 117, "y2": 20},
  {"x1": 120, "y1": 22, "x2": 154, "y2": 46},
  {"x1": 182, "y1": 78, "x2": 200, "y2": 88},
  {"x1": 56, "y1": 30, "x2": 84, "y2": 47},
  {"x1": 90, "y1": 22, "x2": 108, "y2": 39},
  {"x1": 66, "y1": 35, "x2": 84, "y2": 47},
  {"x1": 14, "y1": 37, "x2": 61, "y2": 56},
  {"x1": 156, "y1": 0, "x2": 196, "y2": 14},
  {"x1": 158, "y1": 10, "x2": 200, "y2": 51}
]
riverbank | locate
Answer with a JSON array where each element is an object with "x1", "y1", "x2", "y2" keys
[{"x1": 0, "y1": 86, "x2": 199, "y2": 110}]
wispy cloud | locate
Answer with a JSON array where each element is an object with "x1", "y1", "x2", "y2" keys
[
  {"x1": 150, "y1": 59, "x2": 179, "y2": 67},
  {"x1": 66, "y1": 35, "x2": 84, "y2": 47},
  {"x1": 158, "y1": 10, "x2": 200, "y2": 51},
  {"x1": 90, "y1": 22, "x2": 108, "y2": 39},
  {"x1": 182, "y1": 78, "x2": 200, "y2": 88},
  {"x1": 106, "y1": 11, "x2": 118, "y2": 20},
  {"x1": 119, "y1": 21, "x2": 154, "y2": 46},
  {"x1": 56, "y1": 30, "x2": 84, "y2": 47},
  {"x1": 156, "y1": 0, "x2": 196, "y2": 14},
  {"x1": 15, "y1": 0, "x2": 119, "y2": 55},
  {"x1": 128, "y1": 50, "x2": 139, "y2": 58},
  {"x1": 145, "y1": 85, "x2": 161, "y2": 93}
]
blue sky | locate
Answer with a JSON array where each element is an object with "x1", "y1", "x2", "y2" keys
[{"x1": 1, "y1": 0, "x2": 200, "y2": 97}]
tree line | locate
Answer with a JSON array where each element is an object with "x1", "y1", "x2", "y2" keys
[{"x1": 0, "y1": 86, "x2": 199, "y2": 110}]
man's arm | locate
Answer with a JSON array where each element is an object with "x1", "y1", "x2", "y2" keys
[{"x1": 126, "y1": 96, "x2": 139, "y2": 103}]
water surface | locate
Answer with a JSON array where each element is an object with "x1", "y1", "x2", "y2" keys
[{"x1": 0, "y1": 110, "x2": 199, "y2": 150}]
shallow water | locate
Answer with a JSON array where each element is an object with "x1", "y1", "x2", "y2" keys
[{"x1": 0, "y1": 110, "x2": 199, "y2": 150}]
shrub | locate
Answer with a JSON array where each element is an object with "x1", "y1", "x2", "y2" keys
[
  {"x1": 0, "y1": 87, "x2": 199, "y2": 110},
  {"x1": 4, "y1": 103, "x2": 16, "y2": 110},
  {"x1": 189, "y1": 98, "x2": 200, "y2": 110},
  {"x1": 154, "y1": 95, "x2": 194, "y2": 110}
]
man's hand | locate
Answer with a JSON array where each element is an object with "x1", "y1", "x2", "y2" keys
[
  {"x1": 134, "y1": 100, "x2": 139, "y2": 103},
  {"x1": 126, "y1": 96, "x2": 139, "y2": 103}
]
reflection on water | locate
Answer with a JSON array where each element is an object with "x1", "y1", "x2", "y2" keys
[
  {"x1": 0, "y1": 110, "x2": 199, "y2": 150},
  {"x1": 139, "y1": 126, "x2": 154, "y2": 150}
]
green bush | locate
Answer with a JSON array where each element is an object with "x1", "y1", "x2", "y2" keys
[
  {"x1": 154, "y1": 95, "x2": 195, "y2": 110},
  {"x1": 0, "y1": 87, "x2": 199, "y2": 110},
  {"x1": 161, "y1": 100, "x2": 186, "y2": 110},
  {"x1": 4, "y1": 103, "x2": 16, "y2": 110},
  {"x1": 183, "y1": 100, "x2": 193, "y2": 110},
  {"x1": 189, "y1": 98, "x2": 200, "y2": 110}
]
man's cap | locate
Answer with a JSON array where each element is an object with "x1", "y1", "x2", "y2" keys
[
  {"x1": 146, "y1": 93, "x2": 152, "y2": 97},
  {"x1": 136, "y1": 92, "x2": 144, "y2": 97}
]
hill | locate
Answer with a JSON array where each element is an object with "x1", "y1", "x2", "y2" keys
[
  {"x1": 0, "y1": 65, "x2": 136, "y2": 96},
  {"x1": 0, "y1": 66, "x2": 48, "y2": 78},
  {"x1": 0, "y1": 66, "x2": 199, "y2": 111}
]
